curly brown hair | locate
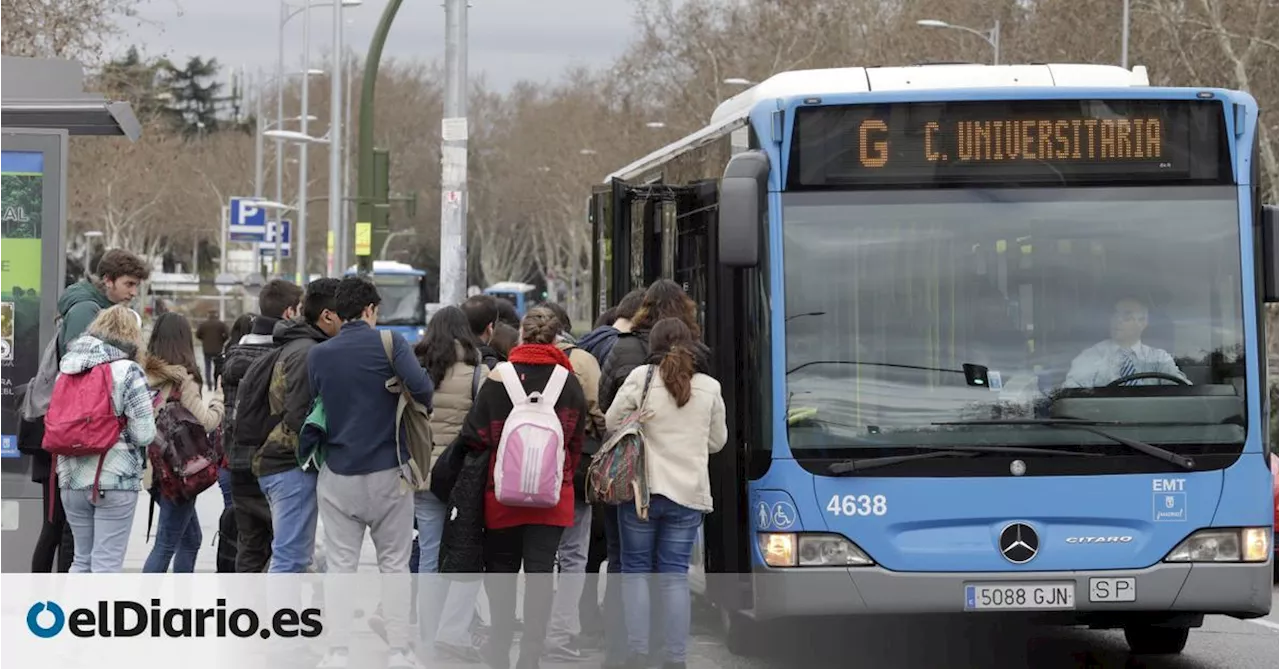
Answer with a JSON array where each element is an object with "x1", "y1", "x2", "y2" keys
[
  {"x1": 96, "y1": 248, "x2": 151, "y2": 282},
  {"x1": 650, "y1": 318, "x2": 697, "y2": 407},
  {"x1": 632, "y1": 279, "x2": 700, "y2": 338}
]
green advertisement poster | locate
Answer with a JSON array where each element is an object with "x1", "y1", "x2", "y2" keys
[{"x1": 1, "y1": 151, "x2": 44, "y2": 457}]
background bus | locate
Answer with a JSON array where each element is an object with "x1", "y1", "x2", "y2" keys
[
  {"x1": 346, "y1": 260, "x2": 429, "y2": 341},
  {"x1": 483, "y1": 281, "x2": 537, "y2": 317},
  {"x1": 590, "y1": 64, "x2": 1278, "y2": 657}
]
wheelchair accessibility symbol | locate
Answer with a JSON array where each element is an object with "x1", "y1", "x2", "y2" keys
[{"x1": 771, "y1": 502, "x2": 796, "y2": 530}]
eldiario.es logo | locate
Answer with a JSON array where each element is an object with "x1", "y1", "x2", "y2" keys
[{"x1": 26, "y1": 599, "x2": 322, "y2": 639}]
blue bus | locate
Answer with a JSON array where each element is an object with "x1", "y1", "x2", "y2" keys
[
  {"x1": 346, "y1": 260, "x2": 429, "y2": 342},
  {"x1": 484, "y1": 281, "x2": 538, "y2": 318},
  {"x1": 590, "y1": 64, "x2": 1278, "y2": 656}
]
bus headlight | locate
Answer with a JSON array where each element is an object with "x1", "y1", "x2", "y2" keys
[
  {"x1": 757, "y1": 533, "x2": 874, "y2": 568},
  {"x1": 1164, "y1": 528, "x2": 1270, "y2": 563}
]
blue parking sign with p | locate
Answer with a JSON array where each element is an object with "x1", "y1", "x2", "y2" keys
[{"x1": 229, "y1": 198, "x2": 268, "y2": 241}]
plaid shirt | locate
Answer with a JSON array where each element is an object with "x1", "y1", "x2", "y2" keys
[{"x1": 54, "y1": 336, "x2": 156, "y2": 492}]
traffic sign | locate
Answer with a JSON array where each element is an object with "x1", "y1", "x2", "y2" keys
[
  {"x1": 229, "y1": 198, "x2": 270, "y2": 241},
  {"x1": 259, "y1": 219, "x2": 291, "y2": 257}
]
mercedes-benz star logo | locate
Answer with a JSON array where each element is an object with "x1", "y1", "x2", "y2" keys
[{"x1": 999, "y1": 523, "x2": 1039, "y2": 564}]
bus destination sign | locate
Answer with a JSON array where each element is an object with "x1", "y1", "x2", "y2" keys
[{"x1": 789, "y1": 99, "x2": 1230, "y2": 188}]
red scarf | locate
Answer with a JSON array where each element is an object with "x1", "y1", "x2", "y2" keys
[{"x1": 507, "y1": 343, "x2": 574, "y2": 373}]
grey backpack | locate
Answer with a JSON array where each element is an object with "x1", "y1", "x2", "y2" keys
[{"x1": 20, "y1": 335, "x2": 61, "y2": 420}]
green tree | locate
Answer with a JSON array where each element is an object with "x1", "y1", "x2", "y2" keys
[{"x1": 162, "y1": 56, "x2": 228, "y2": 137}]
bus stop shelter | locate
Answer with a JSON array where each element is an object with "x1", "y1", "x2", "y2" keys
[{"x1": 1, "y1": 56, "x2": 140, "y2": 572}]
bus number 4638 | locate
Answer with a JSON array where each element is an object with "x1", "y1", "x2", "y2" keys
[{"x1": 826, "y1": 494, "x2": 888, "y2": 517}]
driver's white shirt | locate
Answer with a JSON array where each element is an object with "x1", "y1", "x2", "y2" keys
[{"x1": 1063, "y1": 339, "x2": 1189, "y2": 388}]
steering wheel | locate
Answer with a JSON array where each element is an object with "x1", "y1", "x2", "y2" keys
[{"x1": 1106, "y1": 371, "x2": 1191, "y2": 387}]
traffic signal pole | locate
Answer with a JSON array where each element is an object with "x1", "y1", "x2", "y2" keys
[{"x1": 355, "y1": 0, "x2": 404, "y2": 275}]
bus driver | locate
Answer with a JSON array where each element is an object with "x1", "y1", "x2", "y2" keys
[{"x1": 1063, "y1": 296, "x2": 1190, "y2": 388}]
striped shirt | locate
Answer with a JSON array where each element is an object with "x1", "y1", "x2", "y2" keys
[{"x1": 1063, "y1": 340, "x2": 1190, "y2": 388}]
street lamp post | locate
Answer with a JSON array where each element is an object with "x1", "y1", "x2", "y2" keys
[
  {"x1": 275, "y1": 0, "x2": 363, "y2": 281},
  {"x1": 327, "y1": 0, "x2": 344, "y2": 278},
  {"x1": 1121, "y1": 0, "x2": 1130, "y2": 69},
  {"x1": 298, "y1": 0, "x2": 311, "y2": 285},
  {"x1": 916, "y1": 18, "x2": 1001, "y2": 65}
]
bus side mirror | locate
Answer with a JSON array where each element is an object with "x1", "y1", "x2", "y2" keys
[
  {"x1": 719, "y1": 150, "x2": 769, "y2": 268},
  {"x1": 1263, "y1": 205, "x2": 1278, "y2": 303}
]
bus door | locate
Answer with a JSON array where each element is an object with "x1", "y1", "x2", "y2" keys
[
  {"x1": 675, "y1": 179, "x2": 756, "y2": 613},
  {"x1": 589, "y1": 179, "x2": 630, "y2": 324}
]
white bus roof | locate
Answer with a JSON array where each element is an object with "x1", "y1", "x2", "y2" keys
[{"x1": 605, "y1": 63, "x2": 1151, "y2": 183}]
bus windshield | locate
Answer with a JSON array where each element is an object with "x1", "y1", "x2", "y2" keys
[
  {"x1": 782, "y1": 185, "x2": 1248, "y2": 454},
  {"x1": 374, "y1": 276, "x2": 424, "y2": 326}
]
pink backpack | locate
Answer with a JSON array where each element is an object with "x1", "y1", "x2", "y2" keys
[
  {"x1": 42, "y1": 363, "x2": 125, "y2": 503},
  {"x1": 493, "y1": 362, "x2": 569, "y2": 508}
]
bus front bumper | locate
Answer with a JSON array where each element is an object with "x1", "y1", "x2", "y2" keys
[{"x1": 748, "y1": 562, "x2": 1273, "y2": 621}]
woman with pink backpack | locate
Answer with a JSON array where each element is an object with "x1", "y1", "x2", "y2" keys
[
  {"x1": 44, "y1": 305, "x2": 156, "y2": 573},
  {"x1": 455, "y1": 305, "x2": 588, "y2": 669}
]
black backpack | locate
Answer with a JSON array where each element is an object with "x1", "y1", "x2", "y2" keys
[{"x1": 233, "y1": 346, "x2": 285, "y2": 449}]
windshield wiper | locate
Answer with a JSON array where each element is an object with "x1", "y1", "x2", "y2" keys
[
  {"x1": 931, "y1": 418, "x2": 1195, "y2": 470},
  {"x1": 827, "y1": 444, "x2": 1099, "y2": 474}
]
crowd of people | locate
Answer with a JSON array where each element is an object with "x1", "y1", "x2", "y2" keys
[{"x1": 21, "y1": 247, "x2": 728, "y2": 669}]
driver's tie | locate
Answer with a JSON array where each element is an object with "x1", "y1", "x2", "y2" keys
[{"x1": 1116, "y1": 350, "x2": 1138, "y2": 385}]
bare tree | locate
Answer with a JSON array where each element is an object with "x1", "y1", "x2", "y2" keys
[{"x1": 1, "y1": 0, "x2": 146, "y2": 63}]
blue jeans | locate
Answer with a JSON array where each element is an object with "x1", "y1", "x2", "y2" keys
[
  {"x1": 217, "y1": 466, "x2": 233, "y2": 508},
  {"x1": 258, "y1": 468, "x2": 319, "y2": 573},
  {"x1": 619, "y1": 496, "x2": 702, "y2": 664},
  {"x1": 142, "y1": 495, "x2": 202, "y2": 573},
  {"x1": 415, "y1": 491, "x2": 483, "y2": 648},
  {"x1": 62, "y1": 489, "x2": 139, "y2": 573}
]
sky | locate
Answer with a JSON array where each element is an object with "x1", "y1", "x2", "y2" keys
[{"x1": 108, "y1": 0, "x2": 638, "y2": 90}]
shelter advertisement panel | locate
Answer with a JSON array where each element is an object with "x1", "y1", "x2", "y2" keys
[{"x1": 1, "y1": 151, "x2": 44, "y2": 458}]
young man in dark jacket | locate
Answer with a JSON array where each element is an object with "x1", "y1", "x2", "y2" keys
[
  {"x1": 56, "y1": 249, "x2": 149, "y2": 356},
  {"x1": 253, "y1": 278, "x2": 340, "y2": 573},
  {"x1": 576, "y1": 289, "x2": 644, "y2": 369},
  {"x1": 461, "y1": 293, "x2": 504, "y2": 368},
  {"x1": 222, "y1": 279, "x2": 303, "y2": 573},
  {"x1": 308, "y1": 276, "x2": 433, "y2": 669}
]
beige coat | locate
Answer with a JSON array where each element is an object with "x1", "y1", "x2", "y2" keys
[
  {"x1": 605, "y1": 364, "x2": 726, "y2": 513},
  {"x1": 428, "y1": 341, "x2": 484, "y2": 465},
  {"x1": 558, "y1": 341, "x2": 607, "y2": 440},
  {"x1": 142, "y1": 357, "x2": 225, "y2": 489}
]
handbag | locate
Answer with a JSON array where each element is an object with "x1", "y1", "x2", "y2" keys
[{"x1": 586, "y1": 365, "x2": 656, "y2": 520}]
